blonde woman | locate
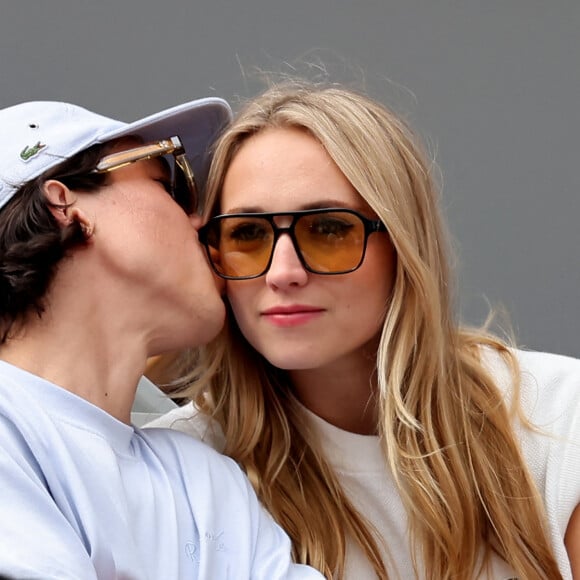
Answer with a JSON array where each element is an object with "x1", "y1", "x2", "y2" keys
[{"x1": 148, "y1": 84, "x2": 580, "y2": 579}]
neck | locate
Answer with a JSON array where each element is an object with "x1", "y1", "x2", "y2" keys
[
  {"x1": 289, "y1": 351, "x2": 379, "y2": 435},
  {"x1": 0, "y1": 321, "x2": 144, "y2": 424},
  {"x1": 0, "y1": 283, "x2": 149, "y2": 424}
]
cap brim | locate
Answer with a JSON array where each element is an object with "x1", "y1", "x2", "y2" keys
[{"x1": 101, "y1": 97, "x2": 232, "y2": 194}]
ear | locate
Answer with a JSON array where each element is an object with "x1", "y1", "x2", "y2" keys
[
  {"x1": 43, "y1": 179, "x2": 94, "y2": 238},
  {"x1": 43, "y1": 179, "x2": 76, "y2": 226}
]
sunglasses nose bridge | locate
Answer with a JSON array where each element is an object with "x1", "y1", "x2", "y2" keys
[
  {"x1": 270, "y1": 219, "x2": 304, "y2": 260},
  {"x1": 265, "y1": 226, "x2": 310, "y2": 284}
]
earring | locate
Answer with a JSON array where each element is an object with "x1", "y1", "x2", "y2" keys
[{"x1": 80, "y1": 223, "x2": 94, "y2": 238}]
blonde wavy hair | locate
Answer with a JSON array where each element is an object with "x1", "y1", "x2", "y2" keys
[{"x1": 181, "y1": 83, "x2": 561, "y2": 579}]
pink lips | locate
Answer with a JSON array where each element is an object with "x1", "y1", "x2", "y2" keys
[{"x1": 261, "y1": 305, "x2": 324, "y2": 327}]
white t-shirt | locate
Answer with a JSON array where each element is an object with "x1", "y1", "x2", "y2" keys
[
  {"x1": 0, "y1": 361, "x2": 324, "y2": 580},
  {"x1": 147, "y1": 349, "x2": 580, "y2": 579}
]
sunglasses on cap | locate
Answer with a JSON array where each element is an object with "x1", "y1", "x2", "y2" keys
[
  {"x1": 93, "y1": 136, "x2": 197, "y2": 214},
  {"x1": 198, "y1": 208, "x2": 388, "y2": 280}
]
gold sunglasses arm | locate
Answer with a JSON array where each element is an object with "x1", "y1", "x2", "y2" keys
[
  {"x1": 174, "y1": 152, "x2": 196, "y2": 190},
  {"x1": 94, "y1": 137, "x2": 181, "y2": 173}
]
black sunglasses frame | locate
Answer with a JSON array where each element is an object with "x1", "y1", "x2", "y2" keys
[{"x1": 199, "y1": 207, "x2": 388, "y2": 280}]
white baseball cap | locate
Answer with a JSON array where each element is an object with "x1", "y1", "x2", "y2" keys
[{"x1": 0, "y1": 97, "x2": 232, "y2": 211}]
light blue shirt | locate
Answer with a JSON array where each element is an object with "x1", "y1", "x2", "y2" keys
[{"x1": 0, "y1": 361, "x2": 322, "y2": 579}]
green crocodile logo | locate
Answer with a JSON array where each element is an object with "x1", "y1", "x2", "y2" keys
[{"x1": 20, "y1": 141, "x2": 46, "y2": 161}]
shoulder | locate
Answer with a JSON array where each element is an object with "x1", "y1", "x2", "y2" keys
[
  {"x1": 134, "y1": 425, "x2": 259, "y2": 538},
  {"x1": 135, "y1": 423, "x2": 235, "y2": 483},
  {"x1": 133, "y1": 428, "x2": 262, "y2": 552},
  {"x1": 482, "y1": 348, "x2": 580, "y2": 552},
  {"x1": 514, "y1": 348, "x2": 580, "y2": 382},
  {"x1": 517, "y1": 349, "x2": 580, "y2": 419},
  {"x1": 142, "y1": 401, "x2": 226, "y2": 452},
  {"x1": 0, "y1": 404, "x2": 43, "y2": 478},
  {"x1": 480, "y1": 347, "x2": 580, "y2": 452},
  {"x1": 480, "y1": 347, "x2": 580, "y2": 422},
  {"x1": 0, "y1": 366, "x2": 58, "y2": 467}
]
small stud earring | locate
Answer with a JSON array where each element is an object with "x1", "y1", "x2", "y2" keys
[{"x1": 81, "y1": 223, "x2": 94, "y2": 238}]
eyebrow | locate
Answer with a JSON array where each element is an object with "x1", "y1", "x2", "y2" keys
[{"x1": 223, "y1": 199, "x2": 357, "y2": 214}]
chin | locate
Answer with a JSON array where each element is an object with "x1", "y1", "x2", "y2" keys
[
  {"x1": 196, "y1": 304, "x2": 227, "y2": 345},
  {"x1": 157, "y1": 307, "x2": 224, "y2": 352},
  {"x1": 263, "y1": 353, "x2": 320, "y2": 371}
]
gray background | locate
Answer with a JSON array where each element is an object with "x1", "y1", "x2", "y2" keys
[{"x1": 2, "y1": 1, "x2": 579, "y2": 356}]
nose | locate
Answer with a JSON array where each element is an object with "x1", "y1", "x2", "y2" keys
[{"x1": 265, "y1": 234, "x2": 308, "y2": 289}]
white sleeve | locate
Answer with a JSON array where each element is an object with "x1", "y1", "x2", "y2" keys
[
  {"x1": 0, "y1": 415, "x2": 97, "y2": 580},
  {"x1": 144, "y1": 401, "x2": 227, "y2": 452},
  {"x1": 500, "y1": 349, "x2": 580, "y2": 577},
  {"x1": 514, "y1": 351, "x2": 580, "y2": 525}
]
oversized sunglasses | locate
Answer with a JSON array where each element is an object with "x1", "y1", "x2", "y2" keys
[
  {"x1": 198, "y1": 208, "x2": 388, "y2": 280},
  {"x1": 93, "y1": 136, "x2": 197, "y2": 214}
]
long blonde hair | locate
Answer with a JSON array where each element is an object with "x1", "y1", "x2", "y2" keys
[{"x1": 183, "y1": 83, "x2": 561, "y2": 579}]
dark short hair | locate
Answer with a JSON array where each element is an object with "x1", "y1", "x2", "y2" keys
[{"x1": 0, "y1": 142, "x2": 112, "y2": 343}]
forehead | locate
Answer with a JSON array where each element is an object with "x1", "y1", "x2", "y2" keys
[{"x1": 222, "y1": 127, "x2": 362, "y2": 212}]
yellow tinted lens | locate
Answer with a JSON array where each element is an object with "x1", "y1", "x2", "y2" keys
[
  {"x1": 216, "y1": 217, "x2": 273, "y2": 277},
  {"x1": 295, "y1": 212, "x2": 365, "y2": 272}
]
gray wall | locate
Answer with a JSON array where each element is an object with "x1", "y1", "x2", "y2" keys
[{"x1": 2, "y1": 1, "x2": 579, "y2": 356}]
